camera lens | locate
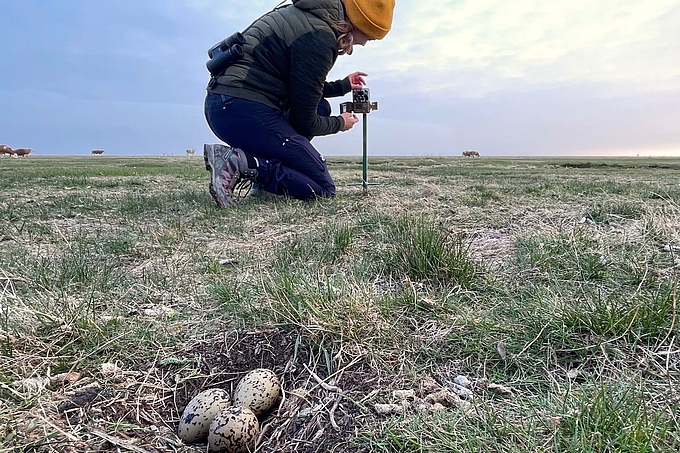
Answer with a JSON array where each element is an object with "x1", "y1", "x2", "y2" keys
[{"x1": 354, "y1": 89, "x2": 369, "y2": 103}]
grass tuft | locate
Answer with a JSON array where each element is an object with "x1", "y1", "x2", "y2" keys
[{"x1": 386, "y1": 216, "x2": 479, "y2": 288}]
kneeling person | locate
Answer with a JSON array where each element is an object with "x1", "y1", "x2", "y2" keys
[{"x1": 203, "y1": 0, "x2": 395, "y2": 206}]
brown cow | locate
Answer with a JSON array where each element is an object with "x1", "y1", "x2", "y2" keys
[
  {"x1": 1, "y1": 145, "x2": 15, "y2": 156},
  {"x1": 462, "y1": 150, "x2": 480, "y2": 157},
  {"x1": 186, "y1": 148, "x2": 196, "y2": 157},
  {"x1": 14, "y1": 148, "x2": 32, "y2": 157},
  {"x1": 91, "y1": 149, "x2": 105, "y2": 155}
]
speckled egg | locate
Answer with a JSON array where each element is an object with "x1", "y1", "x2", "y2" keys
[
  {"x1": 178, "y1": 388, "x2": 232, "y2": 444},
  {"x1": 208, "y1": 406, "x2": 259, "y2": 453},
  {"x1": 233, "y1": 368, "x2": 281, "y2": 416}
]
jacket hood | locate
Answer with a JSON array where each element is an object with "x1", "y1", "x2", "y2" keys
[{"x1": 292, "y1": 0, "x2": 343, "y2": 25}]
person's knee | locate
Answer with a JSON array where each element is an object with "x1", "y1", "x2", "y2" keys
[
  {"x1": 304, "y1": 181, "x2": 335, "y2": 200},
  {"x1": 320, "y1": 182, "x2": 336, "y2": 198},
  {"x1": 318, "y1": 175, "x2": 336, "y2": 198}
]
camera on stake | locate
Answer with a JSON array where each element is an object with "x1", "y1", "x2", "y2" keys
[{"x1": 340, "y1": 88, "x2": 379, "y2": 193}]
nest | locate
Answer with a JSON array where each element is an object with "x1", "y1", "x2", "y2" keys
[
  {"x1": 10, "y1": 328, "x2": 491, "y2": 451},
  {"x1": 10, "y1": 329, "x2": 395, "y2": 452}
]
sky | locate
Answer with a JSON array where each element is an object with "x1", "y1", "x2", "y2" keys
[{"x1": 0, "y1": 0, "x2": 678, "y2": 157}]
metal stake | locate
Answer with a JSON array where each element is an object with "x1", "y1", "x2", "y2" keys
[
  {"x1": 341, "y1": 88, "x2": 378, "y2": 193},
  {"x1": 362, "y1": 112, "x2": 368, "y2": 193}
]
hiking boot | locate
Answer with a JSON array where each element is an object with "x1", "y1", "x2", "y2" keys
[
  {"x1": 203, "y1": 144, "x2": 259, "y2": 207},
  {"x1": 204, "y1": 143, "x2": 236, "y2": 207},
  {"x1": 226, "y1": 147, "x2": 259, "y2": 182}
]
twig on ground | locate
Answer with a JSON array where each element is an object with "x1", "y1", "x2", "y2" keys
[
  {"x1": 90, "y1": 429, "x2": 152, "y2": 453},
  {"x1": 304, "y1": 364, "x2": 342, "y2": 393},
  {"x1": 329, "y1": 394, "x2": 343, "y2": 431}
]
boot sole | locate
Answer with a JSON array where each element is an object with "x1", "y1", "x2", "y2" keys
[
  {"x1": 204, "y1": 144, "x2": 238, "y2": 208},
  {"x1": 204, "y1": 144, "x2": 225, "y2": 208}
]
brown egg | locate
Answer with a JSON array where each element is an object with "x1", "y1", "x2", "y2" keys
[
  {"x1": 178, "y1": 388, "x2": 231, "y2": 444},
  {"x1": 233, "y1": 368, "x2": 281, "y2": 416},
  {"x1": 208, "y1": 406, "x2": 259, "y2": 453}
]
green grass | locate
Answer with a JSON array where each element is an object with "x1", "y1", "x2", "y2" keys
[
  {"x1": 556, "y1": 382, "x2": 679, "y2": 452},
  {"x1": 585, "y1": 201, "x2": 645, "y2": 223},
  {"x1": 1, "y1": 155, "x2": 679, "y2": 451}
]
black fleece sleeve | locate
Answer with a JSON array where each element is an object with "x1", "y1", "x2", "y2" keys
[
  {"x1": 323, "y1": 77, "x2": 351, "y2": 98},
  {"x1": 289, "y1": 30, "x2": 344, "y2": 138}
]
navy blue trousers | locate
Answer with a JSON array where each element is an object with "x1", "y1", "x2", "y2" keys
[{"x1": 204, "y1": 93, "x2": 336, "y2": 200}]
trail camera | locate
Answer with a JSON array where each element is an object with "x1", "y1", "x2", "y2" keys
[
  {"x1": 340, "y1": 88, "x2": 378, "y2": 114},
  {"x1": 340, "y1": 88, "x2": 380, "y2": 193}
]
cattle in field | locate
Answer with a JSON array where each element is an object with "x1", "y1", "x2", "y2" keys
[
  {"x1": 186, "y1": 148, "x2": 196, "y2": 157},
  {"x1": 14, "y1": 148, "x2": 32, "y2": 157},
  {"x1": 1, "y1": 145, "x2": 13, "y2": 157},
  {"x1": 91, "y1": 149, "x2": 105, "y2": 155},
  {"x1": 462, "y1": 150, "x2": 480, "y2": 157}
]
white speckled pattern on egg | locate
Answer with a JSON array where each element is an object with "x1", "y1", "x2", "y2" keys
[
  {"x1": 233, "y1": 368, "x2": 281, "y2": 416},
  {"x1": 178, "y1": 388, "x2": 231, "y2": 444},
  {"x1": 208, "y1": 406, "x2": 259, "y2": 453}
]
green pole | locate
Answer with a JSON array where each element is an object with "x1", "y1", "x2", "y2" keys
[{"x1": 362, "y1": 112, "x2": 368, "y2": 193}]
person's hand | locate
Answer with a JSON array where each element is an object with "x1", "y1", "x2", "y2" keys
[
  {"x1": 341, "y1": 112, "x2": 359, "y2": 131},
  {"x1": 348, "y1": 71, "x2": 367, "y2": 90}
]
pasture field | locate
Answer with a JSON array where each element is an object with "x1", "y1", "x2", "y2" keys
[{"x1": 1, "y1": 155, "x2": 679, "y2": 452}]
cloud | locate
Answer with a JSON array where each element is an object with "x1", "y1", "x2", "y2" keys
[
  {"x1": 333, "y1": 0, "x2": 680, "y2": 97},
  {"x1": 1, "y1": 0, "x2": 678, "y2": 157}
]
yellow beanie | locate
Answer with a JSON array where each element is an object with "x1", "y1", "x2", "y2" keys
[{"x1": 342, "y1": 0, "x2": 395, "y2": 40}]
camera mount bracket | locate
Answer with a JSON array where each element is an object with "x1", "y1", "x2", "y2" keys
[{"x1": 340, "y1": 88, "x2": 379, "y2": 193}]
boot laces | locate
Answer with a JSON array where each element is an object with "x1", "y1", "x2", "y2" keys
[{"x1": 233, "y1": 178, "x2": 254, "y2": 201}]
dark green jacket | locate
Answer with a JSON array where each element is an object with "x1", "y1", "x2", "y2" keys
[{"x1": 209, "y1": 0, "x2": 351, "y2": 138}]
